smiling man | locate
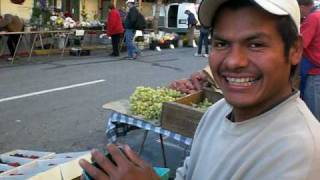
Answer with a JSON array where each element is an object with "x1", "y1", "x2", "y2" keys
[
  {"x1": 175, "y1": 0, "x2": 320, "y2": 179},
  {"x1": 79, "y1": 0, "x2": 320, "y2": 179}
]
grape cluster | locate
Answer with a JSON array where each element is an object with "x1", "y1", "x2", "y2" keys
[
  {"x1": 130, "y1": 86, "x2": 183, "y2": 120},
  {"x1": 192, "y1": 98, "x2": 213, "y2": 112}
]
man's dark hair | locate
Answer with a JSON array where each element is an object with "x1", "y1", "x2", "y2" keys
[
  {"x1": 297, "y1": 0, "x2": 314, "y2": 6},
  {"x1": 211, "y1": 0, "x2": 299, "y2": 78}
]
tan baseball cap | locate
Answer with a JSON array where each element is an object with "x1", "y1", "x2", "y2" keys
[{"x1": 198, "y1": 0, "x2": 301, "y2": 33}]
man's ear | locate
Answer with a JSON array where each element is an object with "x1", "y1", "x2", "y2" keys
[{"x1": 289, "y1": 35, "x2": 303, "y2": 66}]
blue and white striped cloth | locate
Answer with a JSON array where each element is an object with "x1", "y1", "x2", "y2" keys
[{"x1": 106, "y1": 111, "x2": 193, "y2": 146}]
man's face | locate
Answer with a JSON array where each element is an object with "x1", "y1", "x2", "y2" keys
[
  {"x1": 209, "y1": 7, "x2": 301, "y2": 121},
  {"x1": 127, "y1": 3, "x2": 133, "y2": 8}
]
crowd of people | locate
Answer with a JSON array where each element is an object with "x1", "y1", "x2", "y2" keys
[
  {"x1": 105, "y1": 0, "x2": 143, "y2": 60},
  {"x1": 79, "y1": 0, "x2": 320, "y2": 179}
]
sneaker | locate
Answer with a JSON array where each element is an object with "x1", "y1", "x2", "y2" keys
[
  {"x1": 203, "y1": 54, "x2": 209, "y2": 58},
  {"x1": 7, "y1": 57, "x2": 14, "y2": 61},
  {"x1": 194, "y1": 53, "x2": 201, "y2": 57}
]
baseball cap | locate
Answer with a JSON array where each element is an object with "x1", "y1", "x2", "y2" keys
[
  {"x1": 126, "y1": 0, "x2": 135, "y2": 4},
  {"x1": 198, "y1": 0, "x2": 301, "y2": 32}
]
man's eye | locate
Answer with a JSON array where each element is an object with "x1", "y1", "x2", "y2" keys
[
  {"x1": 213, "y1": 41, "x2": 228, "y2": 49},
  {"x1": 249, "y1": 43, "x2": 264, "y2": 48}
]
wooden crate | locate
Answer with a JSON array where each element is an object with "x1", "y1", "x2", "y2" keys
[{"x1": 160, "y1": 88, "x2": 223, "y2": 137}]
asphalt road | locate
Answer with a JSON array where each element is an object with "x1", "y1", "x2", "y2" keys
[{"x1": 0, "y1": 48, "x2": 208, "y2": 174}]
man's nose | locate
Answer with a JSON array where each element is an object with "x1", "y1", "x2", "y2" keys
[{"x1": 225, "y1": 45, "x2": 248, "y2": 69}]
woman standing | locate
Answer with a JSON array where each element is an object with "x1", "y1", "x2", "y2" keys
[{"x1": 106, "y1": 4, "x2": 124, "y2": 56}]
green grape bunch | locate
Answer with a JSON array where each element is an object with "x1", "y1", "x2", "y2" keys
[
  {"x1": 130, "y1": 86, "x2": 183, "y2": 120},
  {"x1": 192, "y1": 98, "x2": 213, "y2": 112}
]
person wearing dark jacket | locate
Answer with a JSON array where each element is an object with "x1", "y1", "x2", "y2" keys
[
  {"x1": 185, "y1": 10, "x2": 197, "y2": 47},
  {"x1": 124, "y1": 0, "x2": 139, "y2": 59},
  {"x1": 0, "y1": 14, "x2": 24, "y2": 61},
  {"x1": 106, "y1": 4, "x2": 124, "y2": 56}
]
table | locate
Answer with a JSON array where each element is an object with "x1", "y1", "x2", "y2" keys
[
  {"x1": 28, "y1": 30, "x2": 74, "y2": 60},
  {"x1": 0, "y1": 30, "x2": 73, "y2": 63},
  {"x1": 0, "y1": 31, "x2": 31, "y2": 63},
  {"x1": 106, "y1": 111, "x2": 193, "y2": 146},
  {"x1": 106, "y1": 111, "x2": 193, "y2": 167}
]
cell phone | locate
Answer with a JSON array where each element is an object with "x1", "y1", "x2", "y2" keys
[{"x1": 82, "y1": 147, "x2": 125, "y2": 180}]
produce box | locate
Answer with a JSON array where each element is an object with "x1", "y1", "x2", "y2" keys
[
  {"x1": 3, "y1": 150, "x2": 54, "y2": 160},
  {"x1": 55, "y1": 151, "x2": 91, "y2": 180},
  {"x1": 41, "y1": 151, "x2": 91, "y2": 180},
  {"x1": 0, "y1": 154, "x2": 34, "y2": 168},
  {"x1": 0, "y1": 150, "x2": 91, "y2": 180},
  {"x1": 0, "y1": 160, "x2": 62, "y2": 180},
  {"x1": 161, "y1": 88, "x2": 223, "y2": 137},
  {"x1": 0, "y1": 164, "x2": 14, "y2": 174}
]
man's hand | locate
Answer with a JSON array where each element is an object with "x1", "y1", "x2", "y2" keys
[
  {"x1": 169, "y1": 71, "x2": 207, "y2": 94},
  {"x1": 79, "y1": 144, "x2": 160, "y2": 180}
]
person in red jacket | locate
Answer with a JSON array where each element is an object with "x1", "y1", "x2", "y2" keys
[{"x1": 106, "y1": 4, "x2": 124, "y2": 57}]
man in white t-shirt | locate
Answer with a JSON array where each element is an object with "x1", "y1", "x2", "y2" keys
[{"x1": 79, "y1": 0, "x2": 320, "y2": 179}]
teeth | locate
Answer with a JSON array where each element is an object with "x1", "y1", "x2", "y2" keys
[{"x1": 226, "y1": 77, "x2": 255, "y2": 86}]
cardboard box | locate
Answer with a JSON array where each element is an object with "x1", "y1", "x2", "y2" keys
[
  {"x1": 41, "y1": 151, "x2": 91, "y2": 180},
  {"x1": 56, "y1": 151, "x2": 91, "y2": 180},
  {"x1": 161, "y1": 88, "x2": 223, "y2": 137},
  {"x1": 0, "y1": 150, "x2": 91, "y2": 180}
]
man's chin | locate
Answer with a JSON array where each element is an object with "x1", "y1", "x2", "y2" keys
[{"x1": 224, "y1": 96, "x2": 254, "y2": 109}]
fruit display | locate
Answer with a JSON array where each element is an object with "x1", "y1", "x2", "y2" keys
[
  {"x1": 191, "y1": 98, "x2": 213, "y2": 112},
  {"x1": 130, "y1": 86, "x2": 183, "y2": 120}
]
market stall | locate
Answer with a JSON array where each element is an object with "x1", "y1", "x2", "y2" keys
[{"x1": 102, "y1": 82, "x2": 223, "y2": 168}]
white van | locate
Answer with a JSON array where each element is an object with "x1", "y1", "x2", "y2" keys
[{"x1": 164, "y1": 3, "x2": 199, "y2": 33}]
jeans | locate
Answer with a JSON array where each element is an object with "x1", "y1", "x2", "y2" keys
[
  {"x1": 125, "y1": 29, "x2": 138, "y2": 58},
  {"x1": 198, "y1": 32, "x2": 209, "y2": 54},
  {"x1": 303, "y1": 75, "x2": 320, "y2": 120},
  {"x1": 299, "y1": 57, "x2": 314, "y2": 98}
]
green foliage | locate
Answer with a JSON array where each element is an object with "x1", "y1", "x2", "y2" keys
[
  {"x1": 130, "y1": 86, "x2": 183, "y2": 120},
  {"x1": 30, "y1": 7, "x2": 51, "y2": 26}
]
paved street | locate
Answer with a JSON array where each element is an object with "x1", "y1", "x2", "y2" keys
[{"x1": 0, "y1": 48, "x2": 208, "y2": 175}]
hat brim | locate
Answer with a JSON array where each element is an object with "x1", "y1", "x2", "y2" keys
[
  {"x1": 254, "y1": 0, "x2": 289, "y2": 16},
  {"x1": 198, "y1": 0, "x2": 290, "y2": 27},
  {"x1": 198, "y1": 0, "x2": 228, "y2": 27}
]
